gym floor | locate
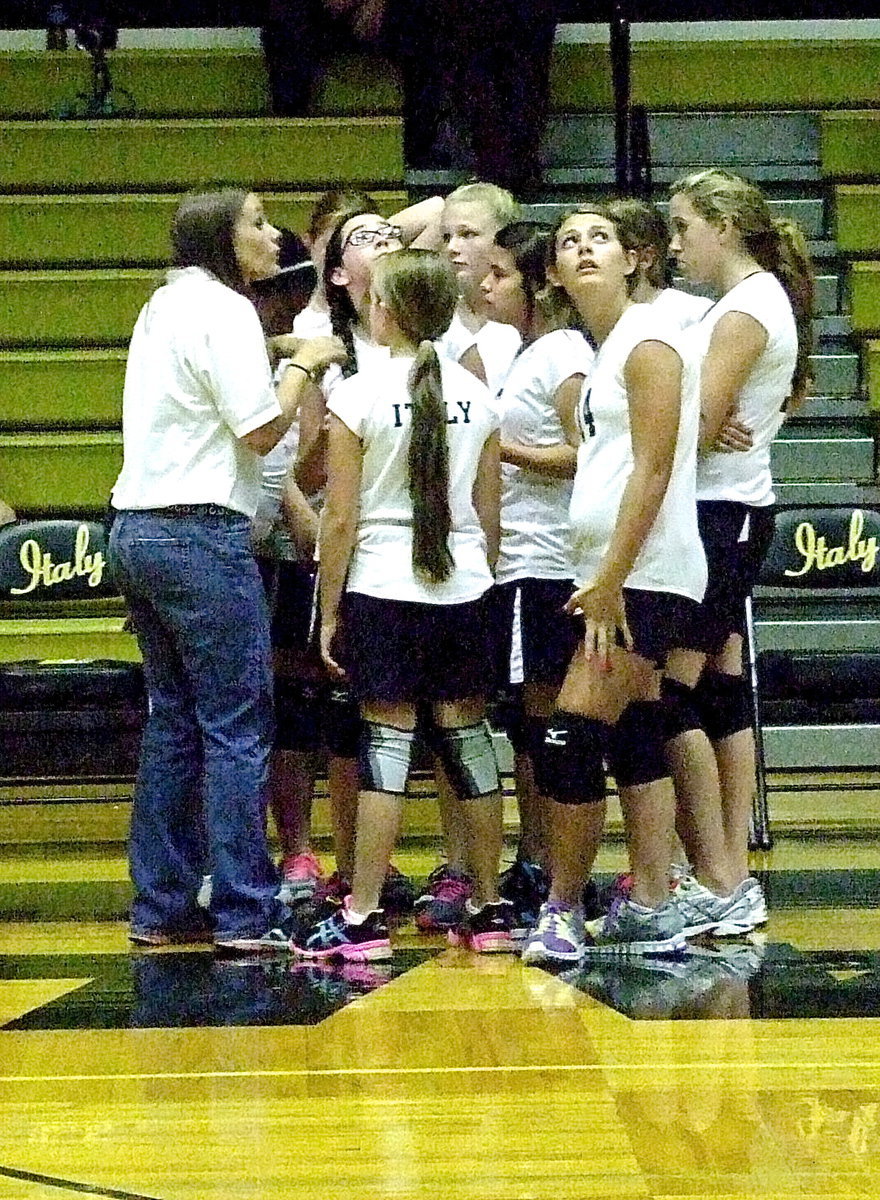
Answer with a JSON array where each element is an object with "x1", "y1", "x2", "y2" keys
[{"x1": 2, "y1": 802, "x2": 880, "y2": 1199}]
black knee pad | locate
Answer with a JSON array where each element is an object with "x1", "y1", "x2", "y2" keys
[
  {"x1": 324, "y1": 686, "x2": 362, "y2": 758},
  {"x1": 274, "y1": 679, "x2": 324, "y2": 753},
  {"x1": 533, "y1": 710, "x2": 608, "y2": 805},
  {"x1": 695, "y1": 671, "x2": 752, "y2": 742},
  {"x1": 661, "y1": 677, "x2": 702, "y2": 741},
  {"x1": 433, "y1": 721, "x2": 500, "y2": 799},
  {"x1": 609, "y1": 700, "x2": 670, "y2": 789},
  {"x1": 357, "y1": 722, "x2": 415, "y2": 795}
]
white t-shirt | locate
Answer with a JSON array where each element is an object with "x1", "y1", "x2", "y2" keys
[
  {"x1": 291, "y1": 299, "x2": 330, "y2": 339},
  {"x1": 327, "y1": 355, "x2": 499, "y2": 605},
  {"x1": 496, "y1": 328, "x2": 594, "y2": 586},
  {"x1": 437, "y1": 311, "x2": 521, "y2": 398},
  {"x1": 652, "y1": 286, "x2": 713, "y2": 330},
  {"x1": 569, "y1": 304, "x2": 707, "y2": 602},
  {"x1": 692, "y1": 271, "x2": 797, "y2": 507},
  {"x1": 112, "y1": 267, "x2": 280, "y2": 519}
]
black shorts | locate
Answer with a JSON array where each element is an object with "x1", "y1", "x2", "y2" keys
[
  {"x1": 257, "y1": 558, "x2": 317, "y2": 653},
  {"x1": 341, "y1": 591, "x2": 492, "y2": 703},
  {"x1": 673, "y1": 501, "x2": 775, "y2": 655},
  {"x1": 487, "y1": 578, "x2": 580, "y2": 690},
  {"x1": 620, "y1": 587, "x2": 701, "y2": 668}
]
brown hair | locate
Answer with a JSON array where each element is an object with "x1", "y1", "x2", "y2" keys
[
  {"x1": 170, "y1": 189, "x2": 248, "y2": 291},
  {"x1": 372, "y1": 250, "x2": 459, "y2": 583},
  {"x1": 671, "y1": 169, "x2": 815, "y2": 400}
]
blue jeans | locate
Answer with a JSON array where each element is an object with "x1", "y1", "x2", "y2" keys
[{"x1": 109, "y1": 508, "x2": 284, "y2": 941}]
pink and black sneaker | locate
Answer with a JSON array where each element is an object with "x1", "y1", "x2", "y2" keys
[{"x1": 448, "y1": 899, "x2": 515, "y2": 954}]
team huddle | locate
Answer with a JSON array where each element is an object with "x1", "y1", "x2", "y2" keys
[{"x1": 109, "y1": 172, "x2": 813, "y2": 960}]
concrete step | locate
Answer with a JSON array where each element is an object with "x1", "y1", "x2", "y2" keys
[
  {"x1": 0, "y1": 190, "x2": 407, "y2": 269},
  {"x1": 834, "y1": 184, "x2": 880, "y2": 254},
  {"x1": 0, "y1": 350, "x2": 125, "y2": 426},
  {"x1": 775, "y1": 482, "x2": 880, "y2": 505},
  {"x1": 0, "y1": 617, "x2": 136, "y2": 663},
  {"x1": 0, "y1": 48, "x2": 401, "y2": 119},
  {"x1": 543, "y1": 111, "x2": 819, "y2": 171},
  {"x1": 763, "y1": 724, "x2": 880, "y2": 770},
  {"x1": 863, "y1": 339, "x2": 880, "y2": 411},
  {"x1": 822, "y1": 111, "x2": 880, "y2": 179},
  {"x1": 850, "y1": 263, "x2": 880, "y2": 333},
  {"x1": 770, "y1": 435, "x2": 875, "y2": 484},
  {"x1": 755, "y1": 615, "x2": 880, "y2": 653},
  {"x1": 0, "y1": 117, "x2": 402, "y2": 193},
  {"x1": 0, "y1": 431, "x2": 122, "y2": 512},
  {"x1": 0, "y1": 269, "x2": 152, "y2": 347}
]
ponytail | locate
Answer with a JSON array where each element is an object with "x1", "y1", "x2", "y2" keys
[
  {"x1": 408, "y1": 339, "x2": 453, "y2": 583},
  {"x1": 767, "y1": 217, "x2": 815, "y2": 406}
]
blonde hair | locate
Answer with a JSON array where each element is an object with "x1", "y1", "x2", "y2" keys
[
  {"x1": 444, "y1": 182, "x2": 521, "y2": 232},
  {"x1": 372, "y1": 250, "x2": 459, "y2": 583},
  {"x1": 671, "y1": 169, "x2": 815, "y2": 401}
]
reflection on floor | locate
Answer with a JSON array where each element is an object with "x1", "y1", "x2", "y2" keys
[
  {"x1": 2, "y1": 837, "x2": 880, "y2": 1198},
  {"x1": 2, "y1": 948, "x2": 438, "y2": 1031}
]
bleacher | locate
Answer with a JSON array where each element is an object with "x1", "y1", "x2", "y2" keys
[{"x1": 0, "y1": 20, "x2": 878, "y2": 916}]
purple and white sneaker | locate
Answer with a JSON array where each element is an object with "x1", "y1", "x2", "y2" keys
[{"x1": 521, "y1": 901, "x2": 585, "y2": 965}]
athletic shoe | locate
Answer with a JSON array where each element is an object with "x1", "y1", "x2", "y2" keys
[
  {"x1": 674, "y1": 874, "x2": 768, "y2": 936},
  {"x1": 498, "y1": 859, "x2": 549, "y2": 937},
  {"x1": 278, "y1": 849, "x2": 324, "y2": 905},
  {"x1": 727, "y1": 876, "x2": 768, "y2": 933},
  {"x1": 129, "y1": 927, "x2": 214, "y2": 947},
  {"x1": 379, "y1": 865, "x2": 416, "y2": 917},
  {"x1": 583, "y1": 897, "x2": 687, "y2": 957},
  {"x1": 521, "y1": 901, "x2": 585, "y2": 965},
  {"x1": 448, "y1": 899, "x2": 515, "y2": 953},
  {"x1": 414, "y1": 865, "x2": 473, "y2": 932},
  {"x1": 292, "y1": 899, "x2": 392, "y2": 962},
  {"x1": 214, "y1": 921, "x2": 297, "y2": 955},
  {"x1": 672, "y1": 876, "x2": 757, "y2": 937}
]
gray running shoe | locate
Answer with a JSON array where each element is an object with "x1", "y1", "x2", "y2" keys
[{"x1": 583, "y1": 897, "x2": 687, "y2": 957}]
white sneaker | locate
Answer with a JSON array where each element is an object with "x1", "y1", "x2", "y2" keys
[{"x1": 675, "y1": 875, "x2": 767, "y2": 937}]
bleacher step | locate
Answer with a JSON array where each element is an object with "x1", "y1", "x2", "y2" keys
[{"x1": 0, "y1": 117, "x2": 402, "y2": 192}]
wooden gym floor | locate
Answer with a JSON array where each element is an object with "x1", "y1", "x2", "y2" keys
[{"x1": 1, "y1": 795, "x2": 880, "y2": 1197}]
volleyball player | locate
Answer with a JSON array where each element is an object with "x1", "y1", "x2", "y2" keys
[
  {"x1": 468, "y1": 220, "x2": 594, "y2": 936},
  {"x1": 293, "y1": 248, "x2": 511, "y2": 961},
  {"x1": 522, "y1": 203, "x2": 707, "y2": 961},
  {"x1": 662, "y1": 169, "x2": 814, "y2": 936}
]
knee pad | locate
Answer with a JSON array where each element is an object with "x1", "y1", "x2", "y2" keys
[
  {"x1": 661, "y1": 677, "x2": 703, "y2": 741},
  {"x1": 324, "y1": 686, "x2": 361, "y2": 758},
  {"x1": 274, "y1": 679, "x2": 323, "y2": 753},
  {"x1": 610, "y1": 700, "x2": 670, "y2": 789},
  {"x1": 433, "y1": 721, "x2": 500, "y2": 799},
  {"x1": 357, "y1": 722, "x2": 415, "y2": 795},
  {"x1": 695, "y1": 671, "x2": 752, "y2": 742},
  {"x1": 533, "y1": 710, "x2": 608, "y2": 805}
]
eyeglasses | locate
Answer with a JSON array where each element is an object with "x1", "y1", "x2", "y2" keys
[{"x1": 342, "y1": 223, "x2": 402, "y2": 251}]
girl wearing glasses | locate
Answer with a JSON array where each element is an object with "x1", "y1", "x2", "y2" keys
[{"x1": 294, "y1": 249, "x2": 511, "y2": 961}]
